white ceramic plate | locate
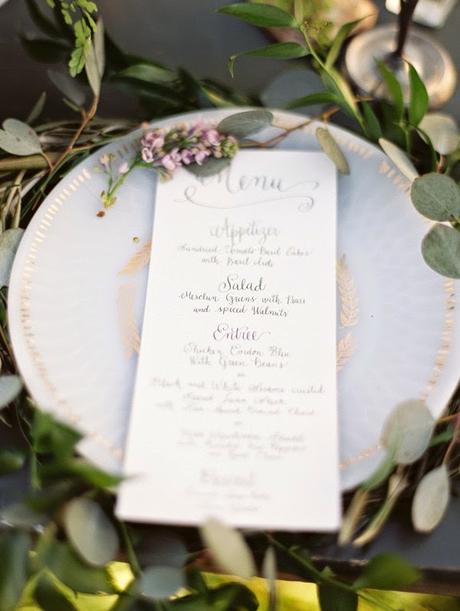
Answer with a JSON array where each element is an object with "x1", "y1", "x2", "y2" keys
[{"x1": 8, "y1": 109, "x2": 460, "y2": 491}]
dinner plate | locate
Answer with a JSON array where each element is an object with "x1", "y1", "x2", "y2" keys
[{"x1": 8, "y1": 108, "x2": 460, "y2": 491}]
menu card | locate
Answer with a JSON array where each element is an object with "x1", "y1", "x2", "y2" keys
[{"x1": 116, "y1": 150, "x2": 340, "y2": 530}]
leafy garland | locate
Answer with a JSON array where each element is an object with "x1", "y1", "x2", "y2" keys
[{"x1": 0, "y1": 1, "x2": 458, "y2": 610}]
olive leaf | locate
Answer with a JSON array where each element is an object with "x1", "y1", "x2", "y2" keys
[
  {"x1": 218, "y1": 109, "x2": 273, "y2": 138},
  {"x1": 0, "y1": 119, "x2": 42, "y2": 156},
  {"x1": 140, "y1": 566, "x2": 185, "y2": 600},
  {"x1": 0, "y1": 228, "x2": 24, "y2": 288},
  {"x1": 422, "y1": 223, "x2": 460, "y2": 279},
  {"x1": 85, "y1": 19, "x2": 105, "y2": 98},
  {"x1": 0, "y1": 375, "x2": 23, "y2": 409},
  {"x1": 0, "y1": 531, "x2": 31, "y2": 611},
  {"x1": 34, "y1": 574, "x2": 78, "y2": 611},
  {"x1": 228, "y1": 42, "x2": 308, "y2": 77},
  {"x1": 353, "y1": 553, "x2": 420, "y2": 590},
  {"x1": 63, "y1": 497, "x2": 119, "y2": 567},
  {"x1": 381, "y1": 400, "x2": 435, "y2": 465},
  {"x1": 419, "y1": 113, "x2": 459, "y2": 155},
  {"x1": 117, "y1": 63, "x2": 177, "y2": 85},
  {"x1": 186, "y1": 157, "x2": 232, "y2": 178},
  {"x1": 411, "y1": 173, "x2": 460, "y2": 221},
  {"x1": 218, "y1": 3, "x2": 298, "y2": 28},
  {"x1": 316, "y1": 127, "x2": 350, "y2": 175},
  {"x1": 412, "y1": 464, "x2": 450, "y2": 533},
  {"x1": 48, "y1": 70, "x2": 86, "y2": 107},
  {"x1": 200, "y1": 518, "x2": 256, "y2": 580},
  {"x1": 378, "y1": 138, "x2": 418, "y2": 182},
  {"x1": 27, "y1": 92, "x2": 47, "y2": 124}
]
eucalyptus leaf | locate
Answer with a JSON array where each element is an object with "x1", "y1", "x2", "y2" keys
[
  {"x1": 85, "y1": 40, "x2": 101, "y2": 97},
  {"x1": 381, "y1": 400, "x2": 435, "y2": 465},
  {"x1": 64, "y1": 497, "x2": 119, "y2": 567},
  {"x1": 117, "y1": 63, "x2": 177, "y2": 85},
  {"x1": 0, "y1": 228, "x2": 23, "y2": 288},
  {"x1": 408, "y1": 63, "x2": 428, "y2": 126},
  {"x1": 135, "y1": 530, "x2": 187, "y2": 569},
  {"x1": 378, "y1": 138, "x2": 418, "y2": 181},
  {"x1": 420, "y1": 113, "x2": 459, "y2": 155},
  {"x1": 186, "y1": 157, "x2": 232, "y2": 178},
  {"x1": 317, "y1": 584, "x2": 358, "y2": 611},
  {"x1": 218, "y1": 109, "x2": 273, "y2": 138},
  {"x1": 229, "y1": 42, "x2": 308, "y2": 77},
  {"x1": 411, "y1": 173, "x2": 460, "y2": 221},
  {"x1": 34, "y1": 574, "x2": 78, "y2": 611},
  {"x1": 200, "y1": 518, "x2": 256, "y2": 580},
  {"x1": 316, "y1": 127, "x2": 350, "y2": 175},
  {"x1": 27, "y1": 92, "x2": 47, "y2": 124},
  {"x1": 0, "y1": 120, "x2": 42, "y2": 156},
  {"x1": 422, "y1": 223, "x2": 460, "y2": 279},
  {"x1": 94, "y1": 18, "x2": 105, "y2": 80},
  {"x1": 0, "y1": 374, "x2": 23, "y2": 409},
  {"x1": 0, "y1": 531, "x2": 31, "y2": 611},
  {"x1": 412, "y1": 464, "x2": 450, "y2": 532},
  {"x1": 0, "y1": 448, "x2": 26, "y2": 476},
  {"x1": 48, "y1": 70, "x2": 86, "y2": 107},
  {"x1": 140, "y1": 566, "x2": 185, "y2": 600},
  {"x1": 353, "y1": 553, "x2": 420, "y2": 590},
  {"x1": 286, "y1": 91, "x2": 337, "y2": 110},
  {"x1": 218, "y1": 3, "x2": 297, "y2": 28}
]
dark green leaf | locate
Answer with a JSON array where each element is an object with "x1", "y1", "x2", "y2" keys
[
  {"x1": 37, "y1": 540, "x2": 117, "y2": 594},
  {"x1": 377, "y1": 61, "x2": 404, "y2": 122},
  {"x1": 218, "y1": 109, "x2": 273, "y2": 138},
  {"x1": 0, "y1": 531, "x2": 31, "y2": 611},
  {"x1": 34, "y1": 574, "x2": 78, "y2": 611},
  {"x1": 229, "y1": 42, "x2": 308, "y2": 77},
  {"x1": 208, "y1": 583, "x2": 259, "y2": 611},
  {"x1": 0, "y1": 374, "x2": 23, "y2": 407},
  {"x1": 186, "y1": 157, "x2": 232, "y2": 178},
  {"x1": 316, "y1": 127, "x2": 350, "y2": 174},
  {"x1": 20, "y1": 36, "x2": 69, "y2": 64},
  {"x1": 32, "y1": 410, "x2": 82, "y2": 459},
  {"x1": 361, "y1": 101, "x2": 382, "y2": 141},
  {"x1": 0, "y1": 448, "x2": 26, "y2": 476},
  {"x1": 353, "y1": 553, "x2": 421, "y2": 590},
  {"x1": 117, "y1": 63, "x2": 177, "y2": 85},
  {"x1": 64, "y1": 497, "x2": 119, "y2": 566},
  {"x1": 286, "y1": 91, "x2": 337, "y2": 109},
  {"x1": 25, "y1": 0, "x2": 62, "y2": 37},
  {"x1": 48, "y1": 70, "x2": 86, "y2": 107},
  {"x1": 186, "y1": 568, "x2": 208, "y2": 595},
  {"x1": 321, "y1": 69, "x2": 360, "y2": 123},
  {"x1": 134, "y1": 530, "x2": 187, "y2": 569},
  {"x1": 326, "y1": 18, "x2": 363, "y2": 69},
  {"x1": 317, "y1": 584, "x2": 358, "y2": 611},
  {"x1": 422, "y1": 223, "x2": 460, "y2": 278},
  {"x1": 408, "y1": 63, "x2": 429, "y2": 127},
  {"x1": 411, "y1": 173, "x2": 460, "y2": 221},
  {"x1": 219, "y1": 3, "x2": 297, "y2": 28},
  {"x1": 41, "y1": 457, "x2": 123, "y2": 489}
]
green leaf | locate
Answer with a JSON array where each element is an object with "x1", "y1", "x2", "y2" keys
[
  {"x1": 286, "y1": 91, "x2": 337, "y2": 109},
  {"x1": 315, "y1": 127, "x2": 350, "y2": 175},
  {"x1": 41, "y1": 457, "x2": 123, "y2": 488},
  {"x1": 229, "y1": 42, "x2": 308, "y2": 77},
  {"x1": 0, "y1": 120, "x2": 42, "y2": 156},
  {"x1": 0, "y1": 502, "x2": 47, "y2": 529},
  {"x1": 32, "y1": 410, "x2": 82, "y2": 460},
  {"x1": 361, "y1": 101, "x2": 382, "y2": 141},
  {"x1": 85, "y1": 40, "x2": 101, "y2": 96},
  {"x1": 64, "y1": 497, "x2": 119, "y2": 567},
  {"x1": 422, "y1": 223, "x2": 460, "y2": 278},
  {"x1": 317, "y1": 584, "x2": 358, "y2": 611},
  {"x1": 186, "y1": 157, "x2": 232, "y2": 178},
  {"x1": 135, "y1": 530, "x2": 187, "y2": 569},
  {"x1": 94, "y1": 18, "x2": 105, "y2": 80},
  {"x1": 0, "y1": 229, "x2": 24, "y2": 287},
  {"x1": 208, "y1": 583, "x2": 258, "y2": 610},
  {"x1": 37, "y1": 540, "x2": 117, "y2": 594},
  {"x1": 411, "y1": 173, "x2": 460, "y2": 222},
  {"x1": 377, "y1": 61, "x2": 404, "y2": 121},
  {"x1": 326, "y1": 18, "x2": 363, "y2": 69},
  {"x1": 25, "y1": 0, "x2": 62, "y2": 38},
  {"x1": 378, "y1": 138, "x2": 418, "y2": 181},
  {"x1": 27, "y1": 92, "x2": 47, "y2": 124},
  {"x1": 20, "y1": 36, "x2": 69, "y2": 64},
  {"x1": 361, "y1": 449, "x2": 395, "y2": 491},
  {"x1": 218, "y1": 3, "x2": 297, "y2": 28},
  {"x1": 218, "y1": 109, "x2": 273, "y2": 138},
  {"x1": 321, "y1": 69, "x2": 361, "y2": 124},
  {"x1": 408, "y1": 63, "x2": 429, "y2": 127},
  {"x1": 0, "y1": 531, "x2": 31, "y2": 611},
  {"x1": 200, "y1": 518, "x2": 256, "y2": 580},
  {"x1": 353, "y1": 553, "x2": 421, "y2": 590},
  {"x1": 0, "y1": 374, "x2": 23, "y2": 408},
  {"x1": 34, "y1": 574, "x2": 78, "y2": 611},
  {"x1": 381, "y1": 400, "x2": 435, "y2": 465},
  {"x1": 419, "y1": 113, "x2": 459, "y2": 155},
  {"x1": 412, "y1": 464, "x2": 450, "y2": 533},
  {"x1": 0, "y1": 448, "x2": 26, "y2": 476},
  {"x1": 48, "y1": 70, "x2": 86, "y2": 107},
  {"x1": 117, "y1": 63, "x2": 176, "y2": 84},
  {"x1": 140, "y1": 566, "x2": 185, "y2": 600}
]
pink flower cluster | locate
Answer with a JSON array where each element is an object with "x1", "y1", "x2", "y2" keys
[{"x1": 140, "y1": 123, "x2": 239, "y2": 175}]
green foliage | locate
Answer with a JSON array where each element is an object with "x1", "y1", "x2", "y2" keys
[
  {"x1": 218, "y1": 109, "x2": 274, "y2": 138},
  {"x1": 219, "y1": 3, "x2": 298, "y2": 28},
  {"x1": 315, "y1": 127, "x2": 350, "y2": 175},
  {"x1": 0, "y1": 231, "x2": 24, "y2": 288},
  {"x1": 353, "y1": 553, "x2": 421, "y2": 590},
  {"x1": 411, "y1": 173, "x2": 460, "y2": 222},
  {"x1": 229, "y1": 42, "x2": 308, "y2": 77},
  {"x1": 0, "y1": 120, "x2": 42, "y2": 156},
  {"x1": 317, "y1": 585, "x2": 358, "y2": 611},
  {"x1": 0, "y1": 532, "x2": 31, "y2": 611},
  {"x1": 422, "y1": 224, "x2": 460, "y2": 279},
  {"x1": 412, "y1": 464, "x2": 451, "y2": 533}
]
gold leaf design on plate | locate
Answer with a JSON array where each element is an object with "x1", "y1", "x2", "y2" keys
[
  {"x1": 337, "y1": 255, "x2": 359, "y2": 328},
  {"x1": 337, "y1": 332, "x2": 356, "y2": 372},
  {"x1": 117, "y1": 283, "x2": 140, "y2": 358},
  {"x1": 119, "y1": 241, "x2": 152, "y2": 276}
]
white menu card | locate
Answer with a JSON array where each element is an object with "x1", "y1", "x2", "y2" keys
[{"x1": 117, "y1": 150, "x2": 340, "y2": 530}]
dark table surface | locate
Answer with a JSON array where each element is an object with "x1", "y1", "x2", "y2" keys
[{"x1": 1, "y1": 0, "x2": 460, "y2": 597}]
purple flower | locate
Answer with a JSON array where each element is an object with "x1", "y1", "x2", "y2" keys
[
  {"x1": 181, "y1": 149, "x2": 194, "y2": 165},
  {"x1": 161, "y1": 154, "x2": 177, "y2": 171},
  {"x1": 205, "y1": 129, "x2": 221, "y2": 146},
  {"x1": 195, "y1": 149, "x2": 211, "y2": 165},
  {"x1": 142, "y1": 147, "x2": 155, "y2": 163}
]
